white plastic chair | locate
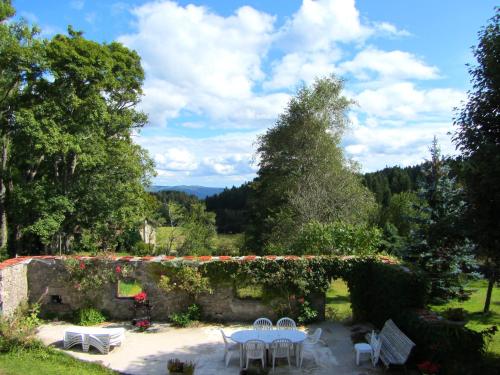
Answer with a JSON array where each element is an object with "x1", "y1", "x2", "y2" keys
[
  {"x1": 220, "y1": 329, "x2": 239, "y2": 367},
  {"x1": 276, "y1": 317, "x2": 297, "y2": 330},
  {"x1": 299, "y1": 328, "x2": 322, "y2": 367},
  {"x1": 271, "y1": 338, "x2": 292, "y2": 372},
  {"x1": 253, "y1": 317, "x2": 273, "y2": 330},
  {"x1": 244, "y1": 340, "x2": 266, "y2": 369},
  {"x1": 354, "y1": 330, "x2": 381, "y2": 366}
]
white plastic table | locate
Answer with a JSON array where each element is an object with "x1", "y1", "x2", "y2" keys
[{"x1": 231, "y1": 329, "x2": 307, "y2": 368}]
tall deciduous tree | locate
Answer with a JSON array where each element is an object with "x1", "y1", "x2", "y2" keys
[
  {"x1": 454, "y1": 8, "x2": 500, "y2": 312},
  {"x1": 3, "y1": 23, "x2": 154, "y2": 255},
  {"x1": 246, "y1": 76, "x2": 375, "y2": 253},
  {"x1": 0, "y1": 1, "x2": 43, "y2": 256}
]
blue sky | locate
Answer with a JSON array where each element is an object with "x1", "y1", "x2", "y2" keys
[{"x1": 13, "y1": 0, "x2": 498, "y2": 187}]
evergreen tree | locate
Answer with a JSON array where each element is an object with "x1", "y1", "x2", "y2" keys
[{"x1": 405, "y1": 139, "x2": 477, "y2": 302}]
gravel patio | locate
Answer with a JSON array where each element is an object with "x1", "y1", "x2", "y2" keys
[{"x1": 36, "y1": 321, "x2": 381, "y2": 375}]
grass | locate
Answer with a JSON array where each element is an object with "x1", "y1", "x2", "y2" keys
[
  {"x1": 325, "y1": 278, "x2": 352, "y2": 321},
  {"x1": 0, "y1": 346, "x2": 116, "y2": 375},
  {"x1": 431, "y1": 279, "x2": 499, "y2": 355},
  {"x1": 117, "y1": 279, "x2": 142, "y2": 297}
]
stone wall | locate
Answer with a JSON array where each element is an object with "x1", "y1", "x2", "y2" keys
[
  {"x1": 0, "y1": 260, "x2": 29, "y2": 317},
  {"x1": 26, "y1": 258, "x2": 301, "y2": 322}
]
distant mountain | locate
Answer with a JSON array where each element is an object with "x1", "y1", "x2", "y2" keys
[{"x1": 149, "y1": 185, "x2": 225, "y2": 199}]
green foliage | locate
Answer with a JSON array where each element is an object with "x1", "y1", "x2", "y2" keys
[
  {"x1": 291, "y1": 221, "x2": 382, "y2": 255},
  {"x1": 131, "y1": 240, "x2": 152, "y2": 256},
  {"x1": 168, "y1": 304, "x2": 201, "y2": 328},
  {"x1": 73, "y1": 307, "x2": 106, "y2": 326},
  {"x1": 178, "y1": 202, "x2": 217, "y2": 255},
  {"x1": 1, "y1": 15, "x2": 154, "y2": 256},
  {"x1": 63, "y1": 257, "x2": 124, "y2": 297},
  {"x1": 396, "y1": 312, "x2": 492, "y2": 375},
  {"x1": 404, "y1": 140, "x2": 478, "y2": 302},
  {"x1": 454, "y1": 7, "x2": 500, "y2": 313},
  {"x1": 0, "y1": 303, "x2": 41, "y2": 353},
  {"x1": 151, "y1": 263, "x2": 211, "y2": 296},
  {"x1": 205, "y1": 183, "x2": 251, "y2": 234},
  {"x1": 246, "y1": 76, "x2": 375, "y2": 252},
  {"x1": 297, "y1": 301, "x2": 318, "y2": 324},
  {"x1": 344, "y1": 259, "x2": 428, "y2": 326}
]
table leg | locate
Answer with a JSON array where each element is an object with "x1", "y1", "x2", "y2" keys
[{"x1": 240, "y1": 344, "x2": 243, "y2": 369}]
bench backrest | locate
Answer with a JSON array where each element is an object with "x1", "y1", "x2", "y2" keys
[{"x1": 379, "y1": 319, "x2": 415, "y2": 365}]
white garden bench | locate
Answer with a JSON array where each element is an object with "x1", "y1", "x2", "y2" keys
[
  {"x1": 378, "y1": 319, "x2": 415, "y2": 370},
  {"x1": 64, "y1": 326, "x2": 125, "y2": 354}
]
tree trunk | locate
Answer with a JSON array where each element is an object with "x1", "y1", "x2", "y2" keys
[
  {"x1": 483, "y1": 268, "x2": 496, "y2": 313},
  {"x1": 0, "y1": 135, "x2": 8, "y2": 252}
]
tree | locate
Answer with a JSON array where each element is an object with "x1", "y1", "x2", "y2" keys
[
  {"x1": 454, "y1": 8, "x2": 500, "y2": 312},
  {"x1": 246, "y1": 76, "x2": 375, "y2": 252},
  {"x1": 178, "y1": 202, "x2": 216, "y2": 256},
  {"x1": 405, "y1": 139, "x2": 477, "y2": 302},
  {"x1": 4, "y1": 24, "x2": 154, "y2": 255},
  {"x1": 0, "y1": 1, "x2": 43, "y2": 256}
]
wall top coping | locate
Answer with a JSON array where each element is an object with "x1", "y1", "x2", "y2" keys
[{"x1": 0, "y1": 254, "x2": 398, "y2": 271}]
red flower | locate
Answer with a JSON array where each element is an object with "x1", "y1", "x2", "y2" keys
[
  {"x1": 134, "y1": 291, "x2": 147, "y2": 303},
  {"x1": 135, "y1": 319, "x2": 151, "y2": 330},
  {"x1": 297, "y1": 297, "x2": 305, "y2": 304},
  {"x1": 115, "y1": 265, "x2": 121, "y2": 274},
  {"x1": 79, "y1": 262, "x2": 85, "y2": 270}
]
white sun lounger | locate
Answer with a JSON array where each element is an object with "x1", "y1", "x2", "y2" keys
[{"x1": 64, "y1": 326, "x2": 125, "y2": 354}]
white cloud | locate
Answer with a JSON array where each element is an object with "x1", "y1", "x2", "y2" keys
[
  {"x1": 355, "y1": 82, "x2": 465, "y2": 120},
  {"x1": 115, "y1": 0, "x2": 466, "y2": 184},
  {"x1": 119, "y1": 1, "x2": 277, "y2": 126},
  {"x1": 136, "y1": 131, "x2": 261, "y2": 184},
  {"x1": 340, "y1": 47, "x2": 439, "y2": 82},
  {"x1": 344, "y1": 121, "x2": 457, "y2": 171}
]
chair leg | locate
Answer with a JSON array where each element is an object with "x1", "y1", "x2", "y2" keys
[
  {"x1": 272, "y1": 355, "x2": 275, "y2": 372},
  {"x1": 356, "y1": 350, "x2": 360, "y2": 365}
]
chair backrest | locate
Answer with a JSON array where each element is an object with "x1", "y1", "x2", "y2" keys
[
  {"x1": 370, "y1": 330, "x2": 382, "y2": 366},
  {"x1": 244, "y1": 340, "x2": 266, "y2": 359},
  {"x1": 253, "y1": 317, "x2": 273, "y2": 330},
  {"x1": 219, "y1": 329, "x2": 229, "y2": 348},
  {"x1": 308, "y1": 328, "x2": 322, "y2": 344},
  {"x1": 271, "y1": 338, "x2": 292, "y2": 356},
  {"x1": 276, "y1": 317, "x2": 297, "y2": 330},
  {"x1": 379, "y1": 319, "x2": 415, "y2": 365}
]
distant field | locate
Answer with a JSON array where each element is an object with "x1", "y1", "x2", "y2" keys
[{"x1": 431, "y1": 279, "x2": 499, "y2": 355}]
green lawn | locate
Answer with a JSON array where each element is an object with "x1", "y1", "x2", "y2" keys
[
  {"x1": 0, "y1": 346, "x2": 116, "y2": 375},
  {"x1": 431, "y1": 279, "x2": 499, "y2": 355},
  {"x1": 326, "y1": 278, "x2": 352, "y2": 321},
  {"x1": 117, "y1": 279, "x2": 142, "y2": 297}
]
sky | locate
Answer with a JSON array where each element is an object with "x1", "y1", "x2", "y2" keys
[{"x1": 13, "y1": 0, "x2": 498, "y2": 187}]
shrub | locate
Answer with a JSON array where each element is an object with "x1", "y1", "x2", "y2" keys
[
  {"x1": 396, "y1": 312, "x2": 491, "y2": 375},
  {"x1": 291, "y1": 221, "x2": 382, "y2": 255},
  {"x1": 442, "y1": 307, "x2": 468, "y2": 322},
  {"x1": 74, "y1": 307, "x2": 106, "y2": 326},
  {"x1": 132, "y1": 240, "x2": 153, "y2": 256},
  {"x1": 344, "y1": 259, "x2": 428, "y2": 325},
  {"x1": 0, "y1": 303, "x2": 41, "y2": 352},
  {"x1": 169, "y1": 304, "x2": 201, "y2": 327},
  {"x1": 297, "y1": 301, "x2": 318, "y2": 324}
]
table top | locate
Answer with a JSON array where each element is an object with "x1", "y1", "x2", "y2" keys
[{"x1": 230, "y1": 329, "x2": 307, "y2": 344}]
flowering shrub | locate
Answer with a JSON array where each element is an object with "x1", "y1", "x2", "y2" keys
[
  {"x1": 135, "y1": 319, "x2": 151, "y2": 332},
  {"x1": 418, "y1": 360, "x2": 440, "y2": 374},
  {"x1": 134, "y1": 291, "x2": 148, "y2": 304}
]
